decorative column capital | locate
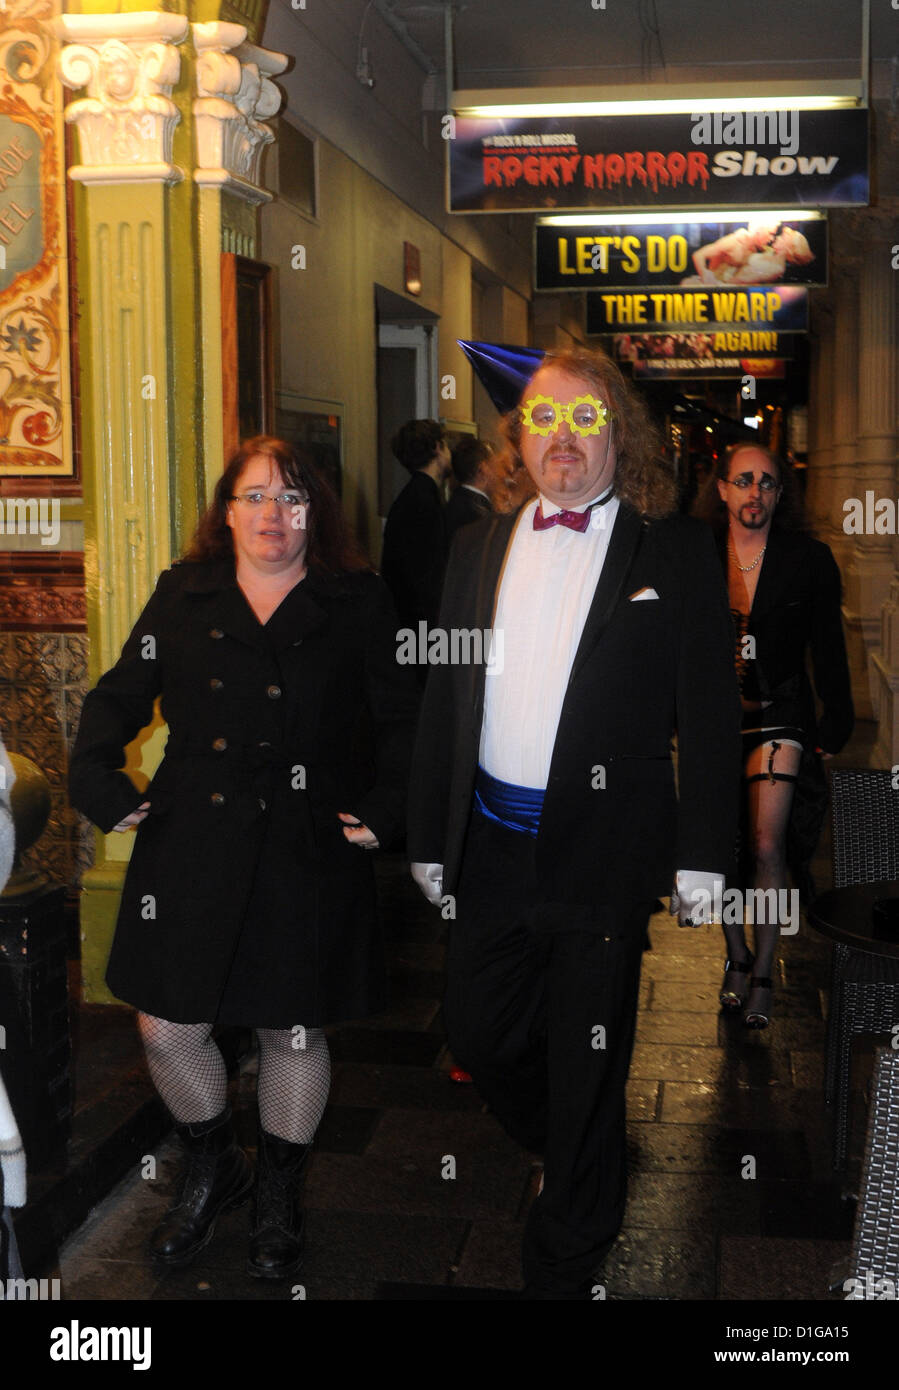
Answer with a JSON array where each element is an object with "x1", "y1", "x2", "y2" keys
[
  {"x1": 192, "y1": 22, "x2": 287, "y2": 205},
  {"x1": 56, "y1": 12, "x2": 188, "y2": 186}
]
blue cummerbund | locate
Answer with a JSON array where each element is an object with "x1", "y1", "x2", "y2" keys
[{"x1": 474, "y1": 765, "x2": 544, "y2": 837}]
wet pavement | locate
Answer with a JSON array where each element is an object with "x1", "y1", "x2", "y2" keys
[{"x1": 45, "y1": 733, "x2": 882, "y2": 1302}]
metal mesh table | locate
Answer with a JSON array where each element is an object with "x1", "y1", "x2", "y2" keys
[
  {"x1": 809, "y1": 881, "x2": 899, "y2": 1171},
  {"x1": 843, "y1": 1046, "x2": 899, "y2": 1296}
]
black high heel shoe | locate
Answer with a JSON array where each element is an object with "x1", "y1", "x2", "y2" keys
[
  {"x1": 719, "y1": 954, "x2": 754, "y2": 1012},
  {"x1": 744, "y1": 977, "x2": 773, "y2": 1029}
]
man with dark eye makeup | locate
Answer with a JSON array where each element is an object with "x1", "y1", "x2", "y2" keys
[{"x1": 694, "y1": 443, "x2": 854, "y2": 1029}]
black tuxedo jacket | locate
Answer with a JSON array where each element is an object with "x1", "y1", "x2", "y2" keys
[
  {"x1": 445, "y1": 485, "x2": 492, "y2": 541},
  {"x1": 380, "y1": 471, "x2": 448, "y2": 630},
  {"x1": 715, "y1": 526, "x2": 854, "y2": 754},
  {"x1": 408, "y1": 500, "x2": 743, "y2": 912}
]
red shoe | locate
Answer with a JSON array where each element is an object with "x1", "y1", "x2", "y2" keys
[{"x1": 449, "y1": 1066, "x2": 473, "y2": 1084}]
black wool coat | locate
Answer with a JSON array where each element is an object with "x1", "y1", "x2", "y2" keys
[
  {"x1": 408, "y1": 502, "x2": 743, "y2": 915},
  {"x1": 445, "y1": 486, "x2": 492, "y2": 542},
  {"x1": 380, "y1": 471, "x2": 448, "y2": 630},
  {"x1": 69, "y1": 560, "x2": 419, "y2": 1028},
  {"x1": 715, "y1": 526, "x2": 855, "y2": 754}
]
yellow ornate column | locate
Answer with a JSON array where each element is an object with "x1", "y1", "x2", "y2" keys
[
  {"x1": 57, "y1": 12, "x2": 190, "y2": 999},
  {"x1": 57, "y1": 7, "x2": 285, "y2": 1001}
]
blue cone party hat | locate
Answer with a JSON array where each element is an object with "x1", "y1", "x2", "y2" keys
[{"x1": 458, "y1": 339, "x2": 545, "y2": 415}]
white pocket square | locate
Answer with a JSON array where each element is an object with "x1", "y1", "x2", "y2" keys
[{"x1": 629, "y1": 587, "x2": 659, "y2": 601}]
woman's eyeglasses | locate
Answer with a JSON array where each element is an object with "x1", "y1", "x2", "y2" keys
[{"x1": 229, "y1": 492, "x2": 309, "y2": 508}]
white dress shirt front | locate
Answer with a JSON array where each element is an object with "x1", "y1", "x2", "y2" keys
[{"x1": 479, "y1": 489, "x2": 618, "y2": 789}]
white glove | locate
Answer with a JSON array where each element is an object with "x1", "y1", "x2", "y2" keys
[
  {"x1": 670, "y1": 869, "x2": 724, "y2": 928},
  {"x1": 0, "y1": 1068, "x2": 26, "y2": 1207},
  {"x1": 411, "y1": 862, "x2": 444, "y2": 907}
]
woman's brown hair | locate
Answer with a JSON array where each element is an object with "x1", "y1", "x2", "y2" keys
[{"x1": 182, "y1": 436, "x2": 371, "y2": 575}]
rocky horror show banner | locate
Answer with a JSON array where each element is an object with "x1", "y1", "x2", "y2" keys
[{"x1": 448, "y1": 110, "x2": 868, "y2": 213}]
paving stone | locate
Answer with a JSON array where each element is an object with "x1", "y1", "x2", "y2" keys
[
  {"x1": 716, "y1": 1016, "x2": 826, "y2": 1049},
  {"x1": 625, "y1": 1170, "x2": 761, "y2": 1234},
  {"x1": 57, "y1": 1257, "x2": 167, "y2": 1301},
  {"x1": 758, "y1": 1181, "x2": 856, "y2": 1240},
  {"x1": 314, "y1": 1104, "x2": 381, "y2": 1155},
  {"x1": 791, "y1": 1049, "x2": 826, "y2": 1089},
  {"x1": 630, "y1": 1041, "x2": 793, "y2": 1086},
  {"x1": 640, "y1": 953, "x2": 729, "y2": 982},
  {"x1": 652, "y1": 981, "x2": 824, "y2": 1019},
  {"x1": 362, "y1": 1106, "x2": 528, "y2": 1168},
  {"x1": 451, "y1": 1218, "x2": 524, "y2": 1290},
  {"x1": 626, "y1": 1124, "x2": 808, "y2": 1179},
  {"x1": 718, "y1": 1236, "x2": 850, "y2": 1300},
  {"x1": 626, "y1": 1076, "x2": 661, "y2": 1122},
  {"x1": 659, "y1": 1081, "x2": 836, "y2": 1136},
  {"x1": 635, "y1": 1011, "x2": 720, "y2": 1045},
  {"x1": 305, "y1": 1145, "x2": 529, "y2": 1222},
  {"x1": 301, "y1": 1210, "x2": 468, "y2": 1299},
  {"x1": 600, "y1": 1228, "x2": 718, "y2": 1299},
  {"x1": 329, "y1": 1062, "x2": 485, "y2": 1112}
]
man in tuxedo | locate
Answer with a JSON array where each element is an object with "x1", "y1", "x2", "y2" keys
[
  {"x1": 380, "y1": 419, "x2": 451, "y2": 644},
  {"x1": 408, "y1": 346, "x2": 742, "y2": 1298},
  {"x1": 445, "y1": 438, "x2": 495, "y2": 540}
]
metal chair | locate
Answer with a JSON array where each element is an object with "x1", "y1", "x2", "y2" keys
[{"x1": 824, "y1": 768, "x2": 899, "y2": 1170}]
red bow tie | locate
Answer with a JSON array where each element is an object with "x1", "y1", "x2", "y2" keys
[{"x1": 532, "y1": 492, "x2": 612, "y2": 533}]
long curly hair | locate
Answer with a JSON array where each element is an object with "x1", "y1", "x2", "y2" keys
[
  {"x1": 501, "y1": 346, "x2": 677, "y2": 519},
  {"x1": 182, "y1": 436, "x2": 371, "y2": 574},
  {"x1": 692, "y1": 441, "x2": 812, "y2": 535}
]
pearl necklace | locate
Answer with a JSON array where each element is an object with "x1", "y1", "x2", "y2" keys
[{"x1": 729, "y1": 540, "x2": 766, "y2": 573}]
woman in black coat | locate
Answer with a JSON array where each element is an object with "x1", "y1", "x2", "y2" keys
[
  {"x1": 694, "y1": 443, "x2": 853, "y2": 1028},
  {"x1": 69, "y1": 436, "x2": 419, "y2": 1278}
]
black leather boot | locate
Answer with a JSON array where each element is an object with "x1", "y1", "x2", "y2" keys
[
  {"x1": 246, "y1": 1129, "x2": 310, "y2": 1279},
  {"x1": 148, "y1": 1109, "x2": 253, "y2": 1266}
]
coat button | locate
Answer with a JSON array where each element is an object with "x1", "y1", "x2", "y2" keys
[
  {"x1": 210, "y1": 628, "x2": 224, "y2": 639},
  {"x1": 212, "y1": 737, "x2": 227, "y2": 751},
  {"x1": 211, "y1": 792, "x2": 225, "y2": 806},
  {"x1": 210, "y1": 678, "x2": 223, "y2": 691},
  {"x1": 266, "y1": 684, "x2": 282, "y2": 699}
]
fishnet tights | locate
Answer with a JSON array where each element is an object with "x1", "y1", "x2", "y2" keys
[{"x1": 137, "y1": 1014, "x2": 331, "y2": 1144}]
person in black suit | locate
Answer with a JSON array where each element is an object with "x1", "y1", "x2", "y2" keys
[
  {"x1": 445, "y1": 438, "x2": 495, "y2": 540},
  {"x1": 694, "y1": 443, "x2": 854, "y2": 1028},
  {"x1": 407, "y1": 346, "x2": 742, "y2": 1298},
  {"x1": 380, "y1": 420, "x2": 451, "y2": 670}
]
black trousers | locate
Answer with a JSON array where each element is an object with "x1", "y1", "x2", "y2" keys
[{"x1": 446, "y1": 810, "x2": 651, "y2": 1294}]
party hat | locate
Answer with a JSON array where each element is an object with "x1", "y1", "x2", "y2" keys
[{"x1": 458, "y1": 339, "x2": 545, "y2": 414}]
